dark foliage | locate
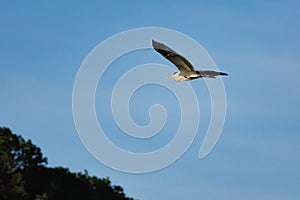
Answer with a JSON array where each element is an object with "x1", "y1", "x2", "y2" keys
[{"x1": 0, "y1": 127, "x2": 134, "y2": 200}]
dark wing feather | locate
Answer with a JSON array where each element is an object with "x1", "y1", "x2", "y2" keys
[
  {"x1": 199, "y1": 70, "x2": 228, "y2": 77},
  {"x1": 152, "y1": 40, "x2": 195, "y2": 72}
]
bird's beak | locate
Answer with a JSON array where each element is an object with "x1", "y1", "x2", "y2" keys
[{"x1": 166, "y1": 74, "x2": 174, "y2": 79}]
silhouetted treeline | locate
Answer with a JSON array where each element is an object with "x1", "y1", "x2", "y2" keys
[{"x1": 0, "y1": 127, "x2": 134, "y2": 200}]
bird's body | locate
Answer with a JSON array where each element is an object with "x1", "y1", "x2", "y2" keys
[{"x1": 152, "y1": 40, "x2": 228, "y2": 81}]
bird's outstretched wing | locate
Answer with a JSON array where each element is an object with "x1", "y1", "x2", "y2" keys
[
  {"x1": 199, "y1": 70, "x2": 228, "y2": 78},
  {"x1": 152, "y1": 40, "x2": 195, "y2": 72}
]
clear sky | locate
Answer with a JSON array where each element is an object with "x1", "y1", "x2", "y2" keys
[{"x1": 1, "y1": 1, "x2": 300, "y2": 199}]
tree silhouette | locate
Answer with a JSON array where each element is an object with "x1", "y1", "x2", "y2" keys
[
  {"x1": 0, "y1": 127, "x2": 46, "y2": 199},
  {"x1": 0, "y1": 127, "x2": 134, "y2": 200}
]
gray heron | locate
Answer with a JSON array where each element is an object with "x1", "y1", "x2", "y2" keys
[{"x1": 152, "y1": 40, "x2": 228, "y2": 82}]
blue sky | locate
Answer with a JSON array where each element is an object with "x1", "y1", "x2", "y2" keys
[{"x1": 1, "y1": 1, "x2": 300, "y2": 199}]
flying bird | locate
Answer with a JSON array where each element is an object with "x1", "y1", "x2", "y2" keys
[{"x1": 152, "y1": 40, "x2": 228, "y2": 82}]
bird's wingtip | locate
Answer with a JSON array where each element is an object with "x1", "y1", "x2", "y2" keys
[
  {"x1": 152, "y1": 39, "x2": 158, "y2": 46},
  {"x1": 220, "y1": 72, "x2": 228, "y2": 76}
]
